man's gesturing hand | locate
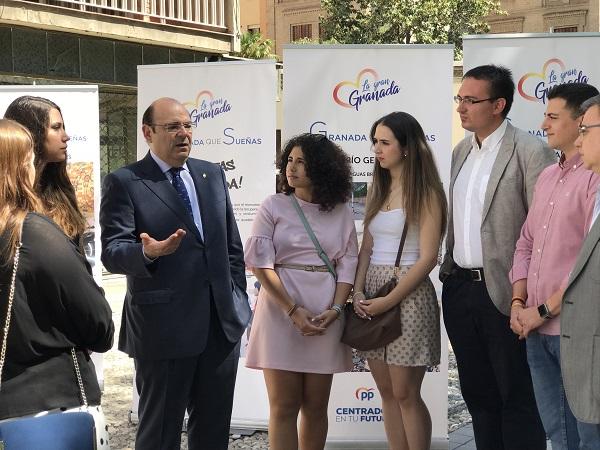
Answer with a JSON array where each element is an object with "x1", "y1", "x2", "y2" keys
[{"x1": 141, "y1": 229, "x2": 186, "y2": 260}]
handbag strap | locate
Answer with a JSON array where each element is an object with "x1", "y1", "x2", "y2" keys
[
  {"x1": 0, "y1": 240, "x2": 21, "y2": 389},
  {"x1": 71, "y1": 348, "x2": 88, "y2": 407},
  {"x1": 289, "y1": 194, "x2": 337, "y2": 280},
  {"x1": 393, "y1": 222, "x2": 409, "y2": 269},
  {"x1": 0, "y1": 225, "x2": 88, "y2": 406}
]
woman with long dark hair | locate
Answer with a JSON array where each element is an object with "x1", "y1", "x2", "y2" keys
[
  {"x1": 4, "y1": 96, "x2": 86, "y2": 244},
  {"x1": 0, "y1": 119, "x2": 113, "y2": 447},
  {"x1": 352, "y1": 112, "x2": 447, "y2": 450},
  {"x1": 245, "y1": 133, "x2": 358, "y2": 450}
]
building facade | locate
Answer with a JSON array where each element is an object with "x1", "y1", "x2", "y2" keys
[
  {"x1": 241, "y1": 0, "x2": 600, "y2": 60},
  {"x1": 0, "y1": 0, "x2": 242, "y2": 175},
  {"x1": 240, "y1": 0, "x2": 320, "y2": 57},
  {"x1": 488, "y1": 0, "x2": 599, "y2": 33}
]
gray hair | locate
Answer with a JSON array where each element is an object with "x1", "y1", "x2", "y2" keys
[{"x1": 580, "y1": 94, "x2": 600, "y2": 116}]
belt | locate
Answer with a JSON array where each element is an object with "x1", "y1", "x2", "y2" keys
[
  {"x1": 274, "y1": 263, "x2": 330, "y2": 272},
  {"x1": 452, "y1": 265, "x2": 485, "y2": 282}
]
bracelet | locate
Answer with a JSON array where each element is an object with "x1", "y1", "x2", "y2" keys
[
  {"x1": 330, "y1": 304, "x2": 344, "y2": 317},
  {"x1": 287, "y1": 303, "x2": 299, "y2": 317},
  {"x1": 511, "y1": 298, "x2": 525, "y2": 308},
  {"x1": 352, "y1": 291, "x2": 366, "y2": 301}
]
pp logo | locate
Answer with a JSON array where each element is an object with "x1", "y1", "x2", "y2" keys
[{"x1": 355, "y1": 387, "x2": 375, "y2": 401}]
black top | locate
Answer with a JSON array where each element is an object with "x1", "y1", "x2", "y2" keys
[{"x1": 0, "y1": 213, "x2": 114, "y2": 419}]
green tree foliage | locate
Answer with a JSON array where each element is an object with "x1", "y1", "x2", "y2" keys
[
  {"x1": 320, "y1": 0, "x2": 504, "y2": 58},
  {"x1": 238, "y1": 31, "x2": 278, "y2": 60},
  {"x1": 290, "y1": 37, "x2": 339, "y2": 45}
]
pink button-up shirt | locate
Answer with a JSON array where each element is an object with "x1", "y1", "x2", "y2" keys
[{"x1": 509, "y1": 154, "x2": 600, "y2": 335}]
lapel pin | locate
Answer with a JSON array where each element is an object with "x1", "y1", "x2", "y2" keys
[{"x1": 202, "y1": 173, "x2": 207, "y2": 178}]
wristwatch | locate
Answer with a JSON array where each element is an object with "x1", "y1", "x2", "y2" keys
[{"x1": 537, "y1": 303, "x2": 554, "y2": 320}]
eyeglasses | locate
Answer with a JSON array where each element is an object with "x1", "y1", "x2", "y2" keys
[
  {"x1": 454, "y1": 95, "x2": 498, "y2": 106},
  {"x1": 151, "y1": 122, "x2": 196, "y2": 133},
  {"x1": 578, "y1": 123, "x2": 600, "y2": 136}
]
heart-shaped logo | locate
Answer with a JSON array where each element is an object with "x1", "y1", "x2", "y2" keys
[
  {"x1": 518, "y1": 58, "x2": 565, "y2": 101},
  {"x1": 333, "y1": 68, "x2": 379, "y2": 108},
  {"x1": 183, "y1": 90, "x2": 214, "y2": 110}
]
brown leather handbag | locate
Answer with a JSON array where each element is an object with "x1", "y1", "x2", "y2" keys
[{"x1": 341, "y1": 222, "x2": 408, "y2": 351}]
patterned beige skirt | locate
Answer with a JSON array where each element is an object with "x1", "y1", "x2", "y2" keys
[{"x1": 357, "y1": 264, "x2": 441, "y2": 367}]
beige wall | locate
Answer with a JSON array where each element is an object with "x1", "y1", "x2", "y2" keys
[
  {"x1": 262, "y1": 0, "x2": 321, "y2": 57},
  {"x1": 240, "y1": 0, "x2": 268, "y2": 34},
  {"x1": 488, "y1": 0, "x2": 599, "y2": 33}
]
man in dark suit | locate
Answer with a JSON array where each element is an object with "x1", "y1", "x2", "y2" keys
[
  {"x1": 100, "y1": 97, "x2": 250, "y2": 450},
  {"x1": 439, "y1": 65, "x2": 554, "y2": 449}
]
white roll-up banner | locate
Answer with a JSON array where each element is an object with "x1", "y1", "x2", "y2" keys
[
  {"x1": 283, "y1": 44, "x2": 454, "y2": 448},
  {"x1": 136, "y1": 60, "x2": 277, "y2": 426}
]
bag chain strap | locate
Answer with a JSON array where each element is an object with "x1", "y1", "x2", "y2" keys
[
  {"x1": 0, "y1": 233, "x2": 88, "y2": 407},
  {"x1": 70, "y1": 348, "x2": 88, "y2": 407},
  {"x1": 0, "y1": 241, "x2": 21, "y2": 390}
]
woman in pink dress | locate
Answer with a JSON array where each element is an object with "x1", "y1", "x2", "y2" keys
[{"x1": 245, "y1": 133, "x2": 358, "y2": 450}]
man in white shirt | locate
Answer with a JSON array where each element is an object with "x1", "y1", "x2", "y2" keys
[
  {"x1": 560, "y1": 94, "x2": 600, "y2": 428},
  {"x1": 439, "y1": 65, "x2": 555, "y2": 449}
]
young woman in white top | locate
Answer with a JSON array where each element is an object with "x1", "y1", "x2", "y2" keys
[{"x1": 352, "y1": 111, "x2": 447, "y2": 450}]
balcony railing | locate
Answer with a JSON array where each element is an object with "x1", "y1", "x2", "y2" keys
[{"x1": 31, "y1": 0, "x2": 227, "y2": 29}]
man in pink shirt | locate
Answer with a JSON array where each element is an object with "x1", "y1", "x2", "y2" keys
[{"x1": 510, "y1": 83, "x2": 600, "y2": 450}]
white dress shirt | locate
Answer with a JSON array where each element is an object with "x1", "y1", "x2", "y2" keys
[
  {"x1": 150, "y1": 151, "x2": 204, "y2": 239},
  {"x1": 590, "y1": 184, "x2": 600, "y2": 232},
  {"x1": 453, "y1": 120, "x2": 508, "y2": 268}
]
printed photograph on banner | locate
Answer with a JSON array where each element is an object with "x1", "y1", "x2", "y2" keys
[{"x1": 351, "y1": 182, "x2": 368, "y2": 221}]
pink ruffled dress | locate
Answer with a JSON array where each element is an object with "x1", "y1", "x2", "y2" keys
[{"x1": 244, "y1": 193, "x2": 358, "y2": 374}]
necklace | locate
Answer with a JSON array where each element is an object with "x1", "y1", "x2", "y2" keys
[{"x1": 385, "y1": 186, "x2": 401, "y2": 211}]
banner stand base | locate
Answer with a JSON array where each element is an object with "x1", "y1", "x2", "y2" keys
[
  {"x1": 324, "y1": 438, "x2": 448, "y2": 449},
  {"x1": 129, "y1": 414, "x2": 449, "y2": 449}
]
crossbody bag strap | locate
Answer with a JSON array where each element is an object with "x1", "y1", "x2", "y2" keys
[
  {"x1": 393, "y1": 222, "x2": 409, "y2": 269},
  {"x1": 70, "y1": 349, "x2": 88, "y2": 407},
  {"x1": 0, "y1": 222, "x2": 87, "y2": 407},
  {"x1": 0, "y1": 239, "x2": 21, "y2": 390},
  {"x1": 289, "y1": 194, "x2": 337, "y2": 281}
]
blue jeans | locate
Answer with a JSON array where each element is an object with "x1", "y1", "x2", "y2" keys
[{"x1": 527, "y1": 333, "x2": 600, "y2": 450}]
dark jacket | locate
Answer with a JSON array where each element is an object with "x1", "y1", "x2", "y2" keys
[
  {"x1": 0, "y1": 213, "x2": 114, "y2": 419},
  {"x1": 100, "y1": 153, "x2": 249, "y2": 360}
]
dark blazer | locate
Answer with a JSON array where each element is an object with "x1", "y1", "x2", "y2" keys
[
  {"x1": 440, "y1": 123, "x2": 555, "y2": 315},
  {"x1": 0, "y1": 213, "x2": 114, "y2": 420},
  {"x1": 100, "y1": 152, "x2": 249, "y2": 360},
  {"x1": 561, "y1": 216, "x2": 600, "y2": 424}
]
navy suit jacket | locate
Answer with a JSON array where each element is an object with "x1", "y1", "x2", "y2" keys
[{"x1": 100, "y1": 152, "x2": 250, "y2": 360}]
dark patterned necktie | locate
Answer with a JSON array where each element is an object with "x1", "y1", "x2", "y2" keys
[{"x1": 169, "y1": 167, "x2": 193, "y2": 217}]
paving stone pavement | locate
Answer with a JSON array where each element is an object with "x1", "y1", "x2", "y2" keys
[{"x1": 101, "y1": 274, "x2": 470, "y2": 449}]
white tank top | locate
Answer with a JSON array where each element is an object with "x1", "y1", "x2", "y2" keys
[{"x1": 368, "y1": 209, "x2": 420, "y2": 266}]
